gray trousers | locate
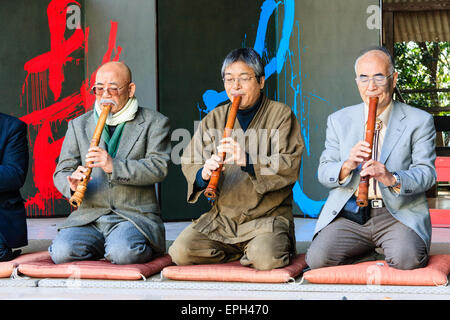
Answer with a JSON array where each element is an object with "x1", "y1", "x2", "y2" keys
[
  {"x1": 306, "y1": 207, "x2": 428, "y2": 270},
  {"x1": 168, "y1": 222, "x2": 292, "y2": 271}
]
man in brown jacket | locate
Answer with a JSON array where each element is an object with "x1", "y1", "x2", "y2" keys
[{"x1": 169, "y1": 48, "x2": 304, "y2": 270}]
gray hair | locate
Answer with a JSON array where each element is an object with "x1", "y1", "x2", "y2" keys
[
  {"x1": 221, "y1": 48, "x2": 265, "y2": 83},
  {"x1": 354, "y1": 46, "x2": 395, "y2": 75}
]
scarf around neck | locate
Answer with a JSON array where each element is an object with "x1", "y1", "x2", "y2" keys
[
  {"x1": 93, "y1": 97, "x2": 139, "y2": 157},
  {"x1": 94, "y1": 96, "x2": 139, "y2": 126}
]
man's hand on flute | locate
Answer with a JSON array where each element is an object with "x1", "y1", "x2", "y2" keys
[
  {"x1": 67, "y1": 166, "x2": 91, "y2": 192},
  {"x1": 85, "y1": 146, "x2": 113, "y2": 173},
  {"x1": 360, "y1": 159, "x2": 396, "y2": 187},
  {"x1": 217, "y1": 137, "x2": 246, "y2": 167},
  {"x1": 201, "y1": 154, "x2": 222, "y2": 181},
  {"x1": 339, "y1": 140, "x2": 371, "y2": 180}
]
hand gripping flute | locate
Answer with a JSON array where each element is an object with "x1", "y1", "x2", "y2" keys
[
  {"x1": 204, "y1": 95, "x2": 242, "y2": 199},
  {"x1": 69, "y1": 103, "x2": 112, "y2": 208},
  {"x1": 356, "y1": 96, "x2": 378, "y2": 207}
]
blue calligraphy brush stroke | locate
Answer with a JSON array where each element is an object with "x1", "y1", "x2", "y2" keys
[
  {"x1": 284, "y1": 20, "x2": 327, "y2": 218},
  {"x1": 309, "y1": 92, "x2": 329, "y2": 103},
  {"x1": 276, "y1": 0, "x2": 294, "y2": 74},
  {"x1": 293, "y1": 182, "x2": 324, "y2": 218},
  {"x1": 201, "y1": 0, "x2": 293, "y2": 115},
  {"x1": 254, "y1": 0, "x2": 279, "y2": 56},
  {"x1": 202, "y1": 90, "x2": 228, "y2": 114}
]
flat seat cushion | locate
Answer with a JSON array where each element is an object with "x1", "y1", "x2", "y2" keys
[
  {"x1": 162, "y1": 254, "x2": 306, "y2": 283},
  {"x1": 0, "y1": 251, "x2": 50, "y2": 278},
  {"x1": 17, "y1": 251, "x2": 173, "y2": 280},
  {"x1": 303, "y1": 255, "x2": 450, "y2": 286}
]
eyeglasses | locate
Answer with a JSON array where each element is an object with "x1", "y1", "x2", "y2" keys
[
  {"x1": 223, "y1": 76, "x2": 256, "y2": 86},
  {"x1": 355, "y1": 73, "x2": 393, "y2": 87},
  {"x1": 90, "y1": 83, "x2": 129, "y2": 96}
]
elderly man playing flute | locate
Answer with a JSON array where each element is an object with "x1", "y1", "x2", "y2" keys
[
  {"x1": 169, "y1": 48, "x2": 304, "y2": 270},
  {"x1": 306, "y1": 46, "x2": 436, "y2": 270},
  {"x1": 50, "y1": 61, "x2": 171, "y2": 265}
]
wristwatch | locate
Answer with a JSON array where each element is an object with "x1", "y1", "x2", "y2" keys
[{"x1": 390, "y1": 172, "x2": 401, "y2": 188}]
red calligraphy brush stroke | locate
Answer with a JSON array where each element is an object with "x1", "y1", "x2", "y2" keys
[{"x1": 21, "y1": 2, "x2": 122, "y2": 216}]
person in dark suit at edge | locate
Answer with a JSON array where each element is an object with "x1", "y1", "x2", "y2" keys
[{"x1": 0, "y1": 112, "x2": 29, "y2": 261}]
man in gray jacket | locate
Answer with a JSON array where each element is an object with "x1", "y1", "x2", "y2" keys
[
  {"x1": 50, "y1": 61, "x2": 171, "y2": 264},
  {"x1": 306, "y1": 47, "x2": 436, "y2": 270}
]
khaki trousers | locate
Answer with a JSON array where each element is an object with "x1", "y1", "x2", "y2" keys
[
  {"x1": 168, "y1": 221, "x2": 292, "y2": 271},
  {"x1": 305, "y1": 207, "x2": 428, "y2": 270}
]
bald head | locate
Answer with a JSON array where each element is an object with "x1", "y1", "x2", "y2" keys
[
  {"x1": 97, "y1": 61, "x2": 132, "y2": 82},
  {"x1": 354, "y1": 47, "x2": 395, "y2": 75},
  {"x1": 94, "y1": 61, "x2": 136, "y2": 114}
]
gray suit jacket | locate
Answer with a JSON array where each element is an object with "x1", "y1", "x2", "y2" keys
[
  {"x1": 315, "y1": 101, "x2": 436, "y2": 251},
  {"x1": 54, "y1": 106, "x2": 171, "y2": 254}
]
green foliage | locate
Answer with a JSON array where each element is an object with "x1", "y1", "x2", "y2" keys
[{"x1": 394, "y1": 41, "x2": 449, "y2": 113}]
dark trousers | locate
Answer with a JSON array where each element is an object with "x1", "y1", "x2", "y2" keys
[
  {"x1": 306, "y1": 207, "x2": 428, "y2": 270},
  {"x1": 0, "y1": 232, "x2": 14, "y2": 262}
]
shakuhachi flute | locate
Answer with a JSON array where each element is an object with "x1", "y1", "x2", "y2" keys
[
  {"x1": 356, "y1": 96, "x2": 379, "y2": 207},
  {"x1": 69, "y1": 103, "x2": 113, "y2": 208},
  {"x1": 204, "y1": 95, "x2": 242, "y2": 199}
]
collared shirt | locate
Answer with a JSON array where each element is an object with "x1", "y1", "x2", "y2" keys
[
  {"x1": 363, "y1": 100, "x2": 392, "y2": 159},
  {"x1": 340, "y1": 100, "x2": 399, "y2": 198}
]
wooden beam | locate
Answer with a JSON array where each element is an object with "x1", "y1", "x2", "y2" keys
[
  {"x1": 415, "y1": 106, "x2": 450, "y2": 113},
  {"x1": 383, "y1": 11, "x2": 394, "y2": 56},
  {"x1": 383, "y1": 1, "x2": 450, "y2": 12}
]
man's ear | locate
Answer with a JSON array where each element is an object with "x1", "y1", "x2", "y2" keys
[
  {"x1": 128, "y1": 82, "x2": 136, "y2": 98},
  {"x1": 392, "y1": 71, "x2": 398, "y2": 89},
  {"x1": 259, "y1": 76, "x2": 265, "y2": 90}
]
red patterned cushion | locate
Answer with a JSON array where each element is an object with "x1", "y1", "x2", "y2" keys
[
  {"x1": 17, "y1": 252, "x2": 173, "y2": 280},
  {"x1": 162, "y1": 254, "x2": 306, "y2": 283},
  {"x1": 303, "y1": 255, "x2": 450, "y2": 286}
]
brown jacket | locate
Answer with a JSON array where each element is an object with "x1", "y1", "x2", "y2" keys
[{"x1": 181, "y1": 95, "x2": 304, "y2": 246}]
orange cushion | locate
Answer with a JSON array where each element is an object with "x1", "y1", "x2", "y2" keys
[
  {"x1": 0, "y1": 251, "x2": 50, "y2": 278},
  {"x1": 303, "y1": 255, "x2": 450, "y2": 286},
  {"x1": 162, "y1": 254, "x2": 306, "y2": 283},
  {"x1": 17, "y1": 251, "x2": 173, "y2": 280}
]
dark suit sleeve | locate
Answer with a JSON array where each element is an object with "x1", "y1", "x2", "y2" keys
[{"x1": 0, "y1": 120, "x2": 29, "y2": 192}]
